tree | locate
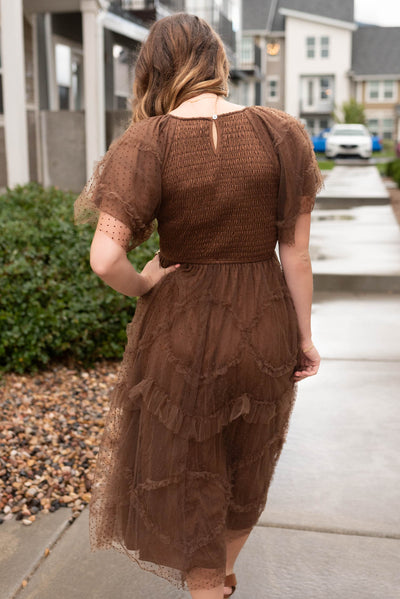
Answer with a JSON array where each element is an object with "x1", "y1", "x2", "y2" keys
[{"x1": 332, "y1": 97, "x2": 366, "y2": 124}]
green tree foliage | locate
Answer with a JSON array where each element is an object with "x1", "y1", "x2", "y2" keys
[{"x1": 332, "y1": 97, "x2": 367, "y2": 124}]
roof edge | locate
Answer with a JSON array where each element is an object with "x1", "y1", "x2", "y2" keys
[
  {"x1": 351, "y1": 73, "x2": 400, "y2": 80},
  {"x1": 266, "y1": 0, "x2": 279, "y2": 32},
  {"x1": 279, "y1": 7, "x2": 358, "y2": 31}
]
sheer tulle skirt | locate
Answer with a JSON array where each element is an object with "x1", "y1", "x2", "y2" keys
[{"x1": 88, "y1": 255, "x2": 300, "y2": 591}]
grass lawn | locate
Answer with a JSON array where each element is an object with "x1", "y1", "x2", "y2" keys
[{"x1": 315, "y1": 155, "x2": 335, "y2": 170}]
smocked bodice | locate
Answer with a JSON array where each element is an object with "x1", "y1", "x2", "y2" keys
[{"x1": 158, "y1": 112, "x2": 281, "y2": 264}]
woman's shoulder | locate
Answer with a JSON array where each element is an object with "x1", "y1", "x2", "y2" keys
[
  {"x1": 249, "y1": 105, "x2": 310, "y2": 149},
  {"x1": 109, "y1": 114, "x2": 169, "y2": 161},
  {"x1": 250, "y1": 105, "x2": 303, "y2": 129}
]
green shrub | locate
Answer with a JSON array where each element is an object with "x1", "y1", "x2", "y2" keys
[
  {"x1": 0, "y1": 183, "x2": 159, "y2": 374},
  {"x1": 386, "y1": 159, "x2": 400, "y2": 187}
]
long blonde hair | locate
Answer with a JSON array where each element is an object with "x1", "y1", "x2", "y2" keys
[{"x1": 131, "y1": 13, "x2": 230, "y2": 122}]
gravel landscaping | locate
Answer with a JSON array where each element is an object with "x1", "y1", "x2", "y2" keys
[{"x1": 0, "y1": 361, "x2": 119, "y2": 526}]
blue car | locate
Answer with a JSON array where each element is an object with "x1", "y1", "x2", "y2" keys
[{"x1": 312, "y1": 128, "x2": 382, "y2": 153}]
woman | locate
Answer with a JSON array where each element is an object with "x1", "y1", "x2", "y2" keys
[{"x1": 74, "y1": 12, "x2": 323, "y2": 599}]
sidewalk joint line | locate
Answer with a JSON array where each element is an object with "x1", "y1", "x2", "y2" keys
[
  {"x1": 257, "y1": 521, "x2": 400, "y2": 540},
  {"x1": 320, "y1": 357, "x2": 400, "y2": 363},
  {"x1": 11, "y1": 517, "x2": 74, "y2": 599}
]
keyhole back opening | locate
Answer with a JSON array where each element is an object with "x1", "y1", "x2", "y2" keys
[{"x1": 211, "y1": 119, "x2": 218, "y2": 153}]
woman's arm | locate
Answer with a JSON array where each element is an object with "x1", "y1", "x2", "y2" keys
[
  {"x1": 278, "y1": 212, "x2": 313, "y2": 346},
  {"x1": 90, "y1": 230, "x2": 150, "y2": 297},
  {"x1": 89, "y1": 216, "x2": 180, "y2": 297},
  {"x1": 278, "y1": 212, "x2": 320, "y2": 379}
]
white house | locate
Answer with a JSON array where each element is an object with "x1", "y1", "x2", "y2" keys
[
  {"x1": 241, "y1": 0, "x2": 400, "y2": 144},
  {"x1": 282, "y1": 8, "x2": 357, "y2": 132}
]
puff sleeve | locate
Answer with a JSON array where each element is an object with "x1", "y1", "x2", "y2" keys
[
  {"x1": 74, "y1": 123, "x2": 162, "y2": 252},
  {"x1": 276, "y1": 118, "x2": 325, "y2": 246}
]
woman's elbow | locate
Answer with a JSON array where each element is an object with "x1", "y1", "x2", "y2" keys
[
  {"x1": 90, "y1": 232, "x2": 124, "y2": 276},
  {"x1": 90, "y1": 249, "x2": 118, "y2": 277},
  {"x1": 90, "y1": 255, "x2": 108, "y2": 277}
]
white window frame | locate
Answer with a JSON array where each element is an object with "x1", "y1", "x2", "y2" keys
[
  {"x1": 367, "y1": 116, "x2": 394, "y2": 139},
  {"x1": 307, "y1": 79, "x2": 314, "y2": 106},
  {"x1": 267, "y1": 75, "x2": 279, "y2": 101},
  {"x1": 240, "y1": 36, "x2": 255, "y2": 66},
  {"x1": 0, "y1": 31, "x2": 3, "y2": 123},
  {"x1": 320, "y1": 77, "x2": 332, "y2": 101},
  {"x1": 320, "y1": 36, "x2": 329, "y2": 58},
  {"x1": 383, "y1": 80, "x2": 395, "y2": 100},
  {"x1": 306, "y1": 36, "x2": 315, "y2": 59},
  {"x1": 367, "y1": 118, "x2": 379, "y2": 136},
  {"x1": 366, "y1": 79, "x2": 397, "y2": 102},
  {"x1": 382, "y1": 117, "x2": 394, "y2": 139},
  {"x1": 52, "y1": 35, "x2": 84, "y2": 112}
]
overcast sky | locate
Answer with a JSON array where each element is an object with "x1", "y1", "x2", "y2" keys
[{"x1": 354, "y1": 0, "x2": 400, "y2": 26}]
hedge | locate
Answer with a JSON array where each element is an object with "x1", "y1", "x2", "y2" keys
[
  {"x1": 0, "y1": 183, "x2": 159, "y2": 374},
  {"x1": 386, "y1": 159, "x2": 400, "y2": 187}
]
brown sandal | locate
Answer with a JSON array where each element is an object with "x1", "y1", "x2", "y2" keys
[{"x1": 224, "y1": 573, "x2": 237, "y2": 597}]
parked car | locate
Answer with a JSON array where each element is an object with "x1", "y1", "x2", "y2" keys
[
  {"x1": 312, "y1": 128, "x2": 331, "y2": 152},
  {"x1": 325, "y1": 124, "x2": 373, "y2": 159},
  {"x1": 312, "y1": 127, "x2": 382, "y2": 154},
  {"x1": 372, "y1": 135, "x2": 383, "y2": 152}
]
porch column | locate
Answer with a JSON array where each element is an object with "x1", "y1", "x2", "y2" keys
[
  {"x1": 81, "y1": 0, "x2": 106, "y2": 179},
  {"x1": 0, "y1": 0, "x2": 29, "y2": 186}
]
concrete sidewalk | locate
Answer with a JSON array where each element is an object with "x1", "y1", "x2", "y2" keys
[
  {"x1": 311, "y1": 165, "x2": 400, "y2": 292},
  {"x1": 317, "y1": 165, "x2": 390, "y2": 204}
]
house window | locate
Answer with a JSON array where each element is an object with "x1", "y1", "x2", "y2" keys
[
  {"x1": 307, "y1": 80, "x2": 314, "y2": 106},
  {"x1": 0, "y1": 31, "x2": 3, "y2": 115},
  {"x1": 367, "y1": 118, "x2": 379, "y2": 136},
  {"x1": 267, "y1": 76, "x2": 279, "y2": 101},
  {"x1": 113, "y1": 45, "x2": 135, "y2": 110},
  {"x1": 55, "y1": 44, "x2": 71, "y2": 110},
  {"x1": 367, "y1": 81, "x2": 379, "y2": 100},
  {"x1": 241, "y1": 81, "x2": 250, "y2": 106},
  {"x1": 320, "y1": 78, "x2": 331, "y2": 100},
  {"x1": 320, "y1": 36, "x2": 329, "y2": 58},
  {"x1": 367, "y1": 79, "x2": 396, "y2": 102},
  {"x1": 306, "y1": 118, "x2": 315, "y2": 136},
  {"x1": 383, "y1": 80, "x2": 394, "y2": 99},
  {"x1": 0, "y1": 75, "x2": 3, "y2": 115},
  {"x1": 0, "y1": 33, "x2": 3, "y2": 115},
  {"x1": 306, "y1": 37, "x2": 315, "y2": 58},
  {"x1": 241, "y1": 37, "x2": 254, "y2": 65},
  {"x1": 383, "y1": 118, "x2": 394, "y2": 139},
  {"x1": 71, "y1": 58, "x2": 83, "y2": 110},
  {"x1": 55, "y1": 42, "x2": 83, "y2": 111}
]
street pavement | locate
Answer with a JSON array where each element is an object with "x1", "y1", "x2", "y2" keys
[{"x1": 1, "y1": 165, "x2": 399, "y2": 598}]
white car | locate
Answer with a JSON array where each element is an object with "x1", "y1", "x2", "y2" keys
[{"x1": 325, "y1": 124, "x2": 373, "y2": 159}]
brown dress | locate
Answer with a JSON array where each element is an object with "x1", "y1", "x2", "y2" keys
[{"x1": 74, "y1": 105, "x2": 324, "y2": 591}]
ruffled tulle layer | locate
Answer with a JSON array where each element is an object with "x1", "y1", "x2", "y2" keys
[{"x1": 88, "y1": 256, "x2": 300, "y2": 591}]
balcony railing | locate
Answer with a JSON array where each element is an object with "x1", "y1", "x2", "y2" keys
[
  {"x1": 300, "y1": 99, "x2": 334, "y2": 114},
  {"x1": 121, "y1": 0, "x2": 185, "y2": 10}
]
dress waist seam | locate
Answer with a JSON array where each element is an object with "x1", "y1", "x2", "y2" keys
[{"x1": 159, "y1": 254, "x2": 277, "y2": 265}]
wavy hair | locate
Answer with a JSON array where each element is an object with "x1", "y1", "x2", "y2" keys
[{"x1": 131, "y1": 13, "x2": 230, "y2": 122}]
